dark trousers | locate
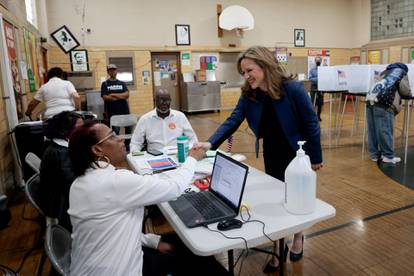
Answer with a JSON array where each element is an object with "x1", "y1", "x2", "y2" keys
[
  {"x1": 310, "y1": 90, "x2": 324, "y2": 119},
  {"x1": 142, "y1": 234, "x2": 230, "y2": 276}
]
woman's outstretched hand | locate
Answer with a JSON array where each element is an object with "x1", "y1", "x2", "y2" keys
[
  {"x1": 188, "y1": 147, "x2": 207, "y2": 161},
  {"x1": 311, "y1": 163, "x2": 323, "y2": 171},
  {"x1": 193, "y1": 142, "x2": 212, "y2": 151}
]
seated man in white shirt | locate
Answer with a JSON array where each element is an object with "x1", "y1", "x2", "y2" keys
[{"x1": 130, "y1": 89, "x2": 198, "y2": 153}]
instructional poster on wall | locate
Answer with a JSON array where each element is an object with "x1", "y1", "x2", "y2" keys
[
  {"x1": 3, "y1": 19, "x2": 23, "y2": 118},
  {"x1": 181, "y1": 52, "x2": 191, "y2": 66},
  {"x1": 23, "y1": 29, "x2": 40, "y2": 92},
  {"x1": 275, "y1": 47, "x2": 288, "y2": 65},
  {"x1": 307, "y1": 49, "x2": 330, "y2": 77},
  {"x1": 368, "y1": 50, "x2": 381, "y2": 64}
]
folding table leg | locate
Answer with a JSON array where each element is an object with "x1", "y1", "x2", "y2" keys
[
  {"x1": 228, "y1": 249, "x2": 234, "y2": 275},
  {"x1": 404, "y1": 99, "x2": 413, "y2": 164},
  {"x1": 362, "y1": 104, "x2": 367, "y2": 157},
  {"x1": 279, "y1": 238, "x2": 286, "y2": 276}
]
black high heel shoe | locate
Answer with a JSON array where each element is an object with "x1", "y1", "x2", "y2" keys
[
  {"x1": 263, "y1": 244, "x2": 289, "y2": 273},
  {"x1": 289, "y1": 235, "x2": 304, "y2": 262}
]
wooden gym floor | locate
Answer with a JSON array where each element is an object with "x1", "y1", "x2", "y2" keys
[{"x1": 1, "y1": 100, "x2": 414, "y2": 275}]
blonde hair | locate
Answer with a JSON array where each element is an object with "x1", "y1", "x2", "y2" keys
[{"x1": 237, "y1": 46, "x2": 293, "y2": 100}]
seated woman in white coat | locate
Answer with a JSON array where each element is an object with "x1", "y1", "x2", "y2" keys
[{"x1": 68, "y1": 121, "x2": 229, "y2": 276}]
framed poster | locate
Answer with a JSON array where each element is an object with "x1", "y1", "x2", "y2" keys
[
  {"x1": 175, "y1": 24, "x2": 191, "y2": 46},
  {"x1": 50, "y1": 25, "x2": 80, "y2": 53},
  {"x1": 294, "y1": 29, "x2": 305, "y2": 47},
  {"x1": 70, "y1": 49, "x2": 89, "y2": 72}
]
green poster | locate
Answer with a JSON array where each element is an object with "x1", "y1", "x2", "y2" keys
[
  {"x1": 412, "y1": 48, "x2": 414, "y2": 60},
  {"x1": 181, "y1": 53, "x2": 190, "y2": 60},
  {"x1": 28, "y1": 69, "x2": 35, "y2": 92}
]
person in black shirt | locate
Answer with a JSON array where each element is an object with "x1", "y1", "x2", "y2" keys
[
  {"x1": 39, "y1": 111, "x2": 83, "y2": 232},
  {"x1": 101, "y1": 64, "x2": 130, "y2": 134}
]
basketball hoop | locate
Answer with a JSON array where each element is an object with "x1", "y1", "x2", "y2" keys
[{"x1": 219, "y1": 5, "x2": 254, "y2": 37}]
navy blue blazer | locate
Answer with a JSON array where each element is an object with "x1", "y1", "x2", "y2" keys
[{"x1": 208, "y1": 81, "x2": 322, "y2": 164}]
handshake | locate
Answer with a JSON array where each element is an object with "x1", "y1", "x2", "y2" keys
[{"x1": 188, "y1": 142, "x2": 212, "y2": 161}]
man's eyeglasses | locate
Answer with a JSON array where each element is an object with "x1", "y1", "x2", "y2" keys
[{"x1": 94, "y1": 131, "x2": 117, "y2": 146}]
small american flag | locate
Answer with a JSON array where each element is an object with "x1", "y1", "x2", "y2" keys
[
  {"x1": 337, "y1": 70, "x2": 346, "y2": 78},
  {"x1": 227, "y1": 135, "x2": 233, "y2": 153}
]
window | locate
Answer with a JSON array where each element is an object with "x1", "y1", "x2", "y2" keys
[
  {"x1": 371, "y1": 0, "x2": 414, "y2": 40},
  {"x1": 25, "y1": 0, "x2": 37, "y2": 27},
  {"x1": 107, "y1": 52, "x2": 135, "y2": 89}
]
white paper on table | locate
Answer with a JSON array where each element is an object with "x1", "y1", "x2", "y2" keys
[
  {"x1": 298, "y1": 73, "x2": 305, "y2": 81},
  {"x1": 195, "y1": 158, "x2": 213, "y2": 175},
  {"x1": 163, "y1": 146, "x2": 178, "y2": 155}
]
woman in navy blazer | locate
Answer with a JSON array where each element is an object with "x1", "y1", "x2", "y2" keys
[{"x1": 196, "y1": 46, "x2": 322, "y2": 272}]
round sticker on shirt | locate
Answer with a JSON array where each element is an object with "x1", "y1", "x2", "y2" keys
[{"x1": 168, "y1": 122, "x2": 176, "y2": 130}]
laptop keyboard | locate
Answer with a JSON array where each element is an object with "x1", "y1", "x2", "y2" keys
[{"x1": 185, "y1": 193, "x2": 226, "y2": 220}]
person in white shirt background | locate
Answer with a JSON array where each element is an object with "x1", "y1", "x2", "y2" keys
[
  {"x1": 130, "y1": 89, "x2": 198, "y2": 153},
  {"x1": 25, "y1": 67, "x2": 80, "y2": 119},
  {"x1": 68, "y1": 121, "x2": 229, "y2": 276}
]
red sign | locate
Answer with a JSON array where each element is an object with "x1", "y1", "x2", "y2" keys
[{"x1": 308, "y1": 49, "x2": 330, "y2": 57}]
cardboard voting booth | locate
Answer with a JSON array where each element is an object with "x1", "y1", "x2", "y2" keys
[
  {"x1": 407, "y1": 64, "x2": 414, "y2": 94},
  {"x1": 318, "y1": 64, "x2": 391, "y2": 93},
  {"x1": 317, "y1": 65, "x2": 349, "y2": 91}
]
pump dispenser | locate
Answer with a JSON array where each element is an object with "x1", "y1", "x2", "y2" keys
[{"x1": 284, "y1": 141, "x2": 316, "y2": 214}]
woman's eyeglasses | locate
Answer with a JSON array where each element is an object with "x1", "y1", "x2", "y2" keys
[{"x1": 94, "y1": 131, "x2": 117, "y2": 146}]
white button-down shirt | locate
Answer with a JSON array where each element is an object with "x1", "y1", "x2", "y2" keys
[
  {"x1": 130, "y1": 109, "x2": 198, "y2": 153},
  {"x1": 68, "y1": 157, "x2": 197, "y2": 276},
  {"x1": 34, "y1": 77, "x2": 78, "y2": 118}
]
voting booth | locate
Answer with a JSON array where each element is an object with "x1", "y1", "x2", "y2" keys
[{"x1": 318, "y1": 64, "x2": 389, "y2": 93}]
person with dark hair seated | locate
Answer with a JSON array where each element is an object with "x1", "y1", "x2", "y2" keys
[
  {"x1": 39, "y1": 111, "x2": 83, "y2": 231},
  {"x1": 25, "y1": 67, "x2": 81, "y2": 119},
  {"x1": 68, "y1": 121, "x2": 229, "y2": 276}
]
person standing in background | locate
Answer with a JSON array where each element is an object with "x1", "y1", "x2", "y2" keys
[
  {"x1": 309, "y1": 57, "x2": 324, "y2": 121},
  {"x1": 25, "y1": 67, "x2": 81, "y2": 119},
  {"x1": 101, "y1": 64, "x2": 130, "y2": 134},
  {"x1": 366, "y1": 63, "x2": 411, "y2": 163}
]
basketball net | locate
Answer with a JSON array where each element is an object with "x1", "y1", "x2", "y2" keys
[{"x1": 235, "y1": 27, "x2": 247, "y2": 38}]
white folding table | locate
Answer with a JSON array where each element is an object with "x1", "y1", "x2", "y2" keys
[{"x1": 127, "y1": 153, "x2": 336, "y2": 275}]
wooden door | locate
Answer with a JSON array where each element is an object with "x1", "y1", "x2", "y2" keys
[{"x1": 151, "y1": 53, "x2": 181, "y2": 110}]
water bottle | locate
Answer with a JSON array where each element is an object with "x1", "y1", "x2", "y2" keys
[
  {"x1": 284, "y1": 141, "x2": 317, "y2": 214},
  {"x1": 177, "y1": 136, "x2": 189, "y2": 163}
]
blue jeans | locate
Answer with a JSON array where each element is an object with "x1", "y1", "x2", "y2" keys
[{"x1": 366, "y1": 105, "x2": 395, "y2": 159}]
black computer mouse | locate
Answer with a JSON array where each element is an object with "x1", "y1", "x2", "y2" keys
[{"x1": 217, "y1": 219, "x2": 243, "y2": 231}]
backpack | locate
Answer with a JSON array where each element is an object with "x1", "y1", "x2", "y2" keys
[{"x1": 366, "y1": 66, "x2": 407, "y2": 109}]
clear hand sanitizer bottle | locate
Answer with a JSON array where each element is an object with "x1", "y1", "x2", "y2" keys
[{"x1": 284, "y1": 141, "x2": 316, "y2": 214}]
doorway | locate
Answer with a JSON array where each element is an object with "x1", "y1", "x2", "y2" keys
[{"x1": 151, "y1": 52, "x2": 181, "y2": 110}]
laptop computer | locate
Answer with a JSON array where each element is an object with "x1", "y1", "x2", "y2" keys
[{"x1": 169, "y1": 151, "x2": 249, "y2": 228}]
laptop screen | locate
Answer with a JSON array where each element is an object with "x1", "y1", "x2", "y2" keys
[{"x1": 210, "y1": 152, "x2": 248, "y2": 209}]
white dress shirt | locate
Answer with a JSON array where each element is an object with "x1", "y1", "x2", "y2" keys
[
  {"x1": 68, "y1": 157, "x2": 197, "y2": 276},
  {"x1": 34, "y1": 77, "x2": 78, "y2": 118},
  {"x1": 130, "y1": 109, "x2": 198, "y2": 153}
]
